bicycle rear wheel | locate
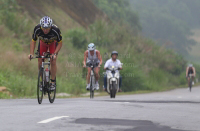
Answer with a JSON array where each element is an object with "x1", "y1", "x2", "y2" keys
[
  {"x1": 37, "y1": 67, "x2": 44, "y2": 104},
  {"x1": 90, "y1": 88, "x2": 94, "y2": 98},
  {"x1": 48, "y1": 77, "x2": 56, "y2": 103}
]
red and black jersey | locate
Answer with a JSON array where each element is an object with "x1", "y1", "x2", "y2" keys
[{"x1": 32, "y1": 24, "x2": 62, "y2": 44}]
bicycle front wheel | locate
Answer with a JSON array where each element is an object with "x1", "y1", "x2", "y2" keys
[
  {"x1": 90, "y1": 76, "x2": 94, "y2": 99},
  {"x1": 190, "y1": 79, "x2": 192, "y2": 92},
  {"x1": 48, "y1": 77, "x2": 56, "y2": 103},
  {"x1": 37, "y1": 67, "x2": 44, "y2": 104}
]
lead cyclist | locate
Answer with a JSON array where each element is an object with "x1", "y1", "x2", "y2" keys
[{"x1": 28, "y1": 16, "x2": 63, "y2": 90}]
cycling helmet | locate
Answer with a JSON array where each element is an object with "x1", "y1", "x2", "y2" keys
[
  {"x1": 189, "y1": 64, "x2": 193, "y2": 67},
  {"x1": 40, "y1": 16, "x2": 53, "y2": 28},
  {"x1": 111, "y1": 51, "x2": 118, "y2": 57},
  {"x1": 88, "y1": 43, "x2": 96, "y2": 51}
]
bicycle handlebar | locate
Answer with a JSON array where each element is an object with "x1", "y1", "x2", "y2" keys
[{"x1": 30, "y1": 52, "x2": 53, "y2": 60}]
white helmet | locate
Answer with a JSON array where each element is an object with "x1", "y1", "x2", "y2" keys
[
  {"x1": 88, "y1": 43, "x2": 96, "y2": 51},
  {"x1": 40, "y1": 16, "x2": 53, "y2": 28},
  {"x1": 189, "y1": 64, "x2": 193, "y2": 67}
]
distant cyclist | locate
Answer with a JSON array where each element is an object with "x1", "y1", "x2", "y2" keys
[
  {"x1": 83, "y1": 43, "x2": 102, "y2": 90},
  {"x1": 186, "y1": 64, "x2": 196, "y2": 88},
  {"x1": 28, "y1": 16, "x2": 62, "y2": 90},
  {"x1": 104, "y1": 51, "x2": 122, "y2": 92}
]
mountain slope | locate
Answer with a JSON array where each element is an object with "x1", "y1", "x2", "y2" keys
[{"x1": 16, "y1": 0, "x2": 108, "y2": 29}]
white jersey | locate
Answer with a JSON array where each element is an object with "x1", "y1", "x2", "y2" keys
[
  {"x1": 104, "y1": 58, "x2": 122, "y2": 73},
  {"x1": 87, "y1": 50, "x2": 98, "y2": 61}
]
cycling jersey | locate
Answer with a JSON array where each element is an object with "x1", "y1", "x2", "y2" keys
[
  {"x1": 86, "y1": 50, "x2": 100, "y2": 66},
  {"x1": 32, "y1": 24, "x2": 62, "y2": 44},
  {"x1": 87, "y1": 50, "x2": 98, "y2": 61},
  {"x1": 188, "y1": 67, "x2": 194, "y2": 75}
]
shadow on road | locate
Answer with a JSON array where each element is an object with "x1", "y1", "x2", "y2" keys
[
  {"x1": 75, "y1": 118, "x2": 190, "y2": 131},
  {"x1": 105, "y1": 100, "x2": 200, "y2": 104}
]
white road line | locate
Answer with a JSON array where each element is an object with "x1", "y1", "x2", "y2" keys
[
  {"x1": 177, "y1": 96, "x2": 182, "y2": 99},
  {"x1": 114, "y1": 102, "x2": 130, "y2": 104},
  {"x1": 38, "y1": 116, "x2": 69, "y2": 124}
]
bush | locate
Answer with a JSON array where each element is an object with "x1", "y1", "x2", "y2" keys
[
  {"x1": 0, "y1": 0, "x2": 32, "y2": 39},
  {"x1": 67, "y1": 28, "x2": 88, "y2": 49}
]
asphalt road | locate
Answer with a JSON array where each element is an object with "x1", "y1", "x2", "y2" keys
[{"x1": 1, "y1": 86, "x2": 200, "y2": 131}]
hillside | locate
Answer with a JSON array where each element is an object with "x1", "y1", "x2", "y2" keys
[
  {"x1": 0, "y1": 0, "x2": 188, "y2": 98},
  {"x1": 16, "y1": 0, "x2": 108, "y2": 29}
]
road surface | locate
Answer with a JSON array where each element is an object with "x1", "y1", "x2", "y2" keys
[{"x1": 0, "y1": 87, "x2": 200, "y2": 131}]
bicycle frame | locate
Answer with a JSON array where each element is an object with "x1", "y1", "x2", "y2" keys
[
  {"x1": 41, "y1": 58, "x2": 51, "y2": 87},
  {"x1": 32, "y1": 52, "x2": 52, "y2": 91}
]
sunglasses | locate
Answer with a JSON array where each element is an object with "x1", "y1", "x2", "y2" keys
[{"x1": 41, "y1": 27, "x2": 51, "y2": 30}]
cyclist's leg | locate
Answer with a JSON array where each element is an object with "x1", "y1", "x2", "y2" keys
[
  {"x1": 192, "y1": 74, "x2": 195, "y2": 85},
  {"x1": 94, "y1": 67, "x2": 100, "y2": 82},
  {"x1": 187, "y1": 76, "x2": 190, "y2": 87},
  {"x1": 49, "y1": 41, "x2": 57, "y2": 82},
  {"x1": 192, "y1": 74, "x2": 195, "y2": 81},
  {"x1": 87, "y1": 67, "x2": 91, "y2": 84},
  {"x1": 38, "y1": 40, "x2": 48, "y2": 70}
]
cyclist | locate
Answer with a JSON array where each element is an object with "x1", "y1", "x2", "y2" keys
[
  {"x1": 186, "y1": 64, "x2": 196, "y2": 88},
  {"x1": 104, "y1": 51, "x2": 122, "y2": 92},
  {"x1": 83, "y1": 43, "x2": 102, "y2": 90},
  {"x1": 28, "y1": 16, "x2": 62, "y2": 90}
]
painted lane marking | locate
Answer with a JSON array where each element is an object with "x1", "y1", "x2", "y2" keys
[
  {"x1": 114, "y1": 102, "x2": 130, "y2": 104},
  {"x1": 38, "y1": 116, "x2": 69, "y2": 123}
]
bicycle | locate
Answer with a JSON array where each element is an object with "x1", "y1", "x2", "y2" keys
[
  {"x1": 86, "y1": 60, "x2": 99, "y2": 99},
  {"x1": 188, "y1": 74, "x2": 193, "y2": 92},
  {"x1": 31, "y1": 51, "x2": 56, "y2": 104}
]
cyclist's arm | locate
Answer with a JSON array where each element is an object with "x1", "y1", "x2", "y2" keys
[
  {"x1": 96, "y1": 50, "x2": 102, "y2": 65},
  {"x1": 54, "y1": 41, "x2": 62, "y2": 54},
  {"x1": 83, "y1": 51, "x2": 88, "y2": 66},
  {"x1": 31, "y1": 25, "x2": 40, "y2": 55},
  {"x1": 30, "y1": 41, "x2": 36, "y2": 55},
  {"x1": 193, "y1": 67, "x2": 196, "y2": 77},
  {"x1": 186, "y1": 67, "x2": 188, "y2": 77},
  {"x1": 54, "y1": 27, "x2": 62, "y2": 55}
]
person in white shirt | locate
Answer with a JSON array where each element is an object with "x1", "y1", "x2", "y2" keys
[{"x1": 104, "y1": 51, "x2": 122, "y2": 92}]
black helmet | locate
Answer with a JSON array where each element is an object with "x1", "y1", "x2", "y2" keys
[{"x1": 111, "y1": 51, "x2": 118, "y2": 57}]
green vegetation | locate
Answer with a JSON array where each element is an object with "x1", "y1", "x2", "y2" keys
[
  {"x1": 67, "y1": 20, "x2": 187, "y2": 92},
  {"x1": 0, "y1": 0, "x2": 191, "y2": 98},
  {"x1": 129, "y1": 0, "x2": 198, "y2": 55},
  {"x1": 92, "y1": 0, "x2": 141, "y2": 33}
]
